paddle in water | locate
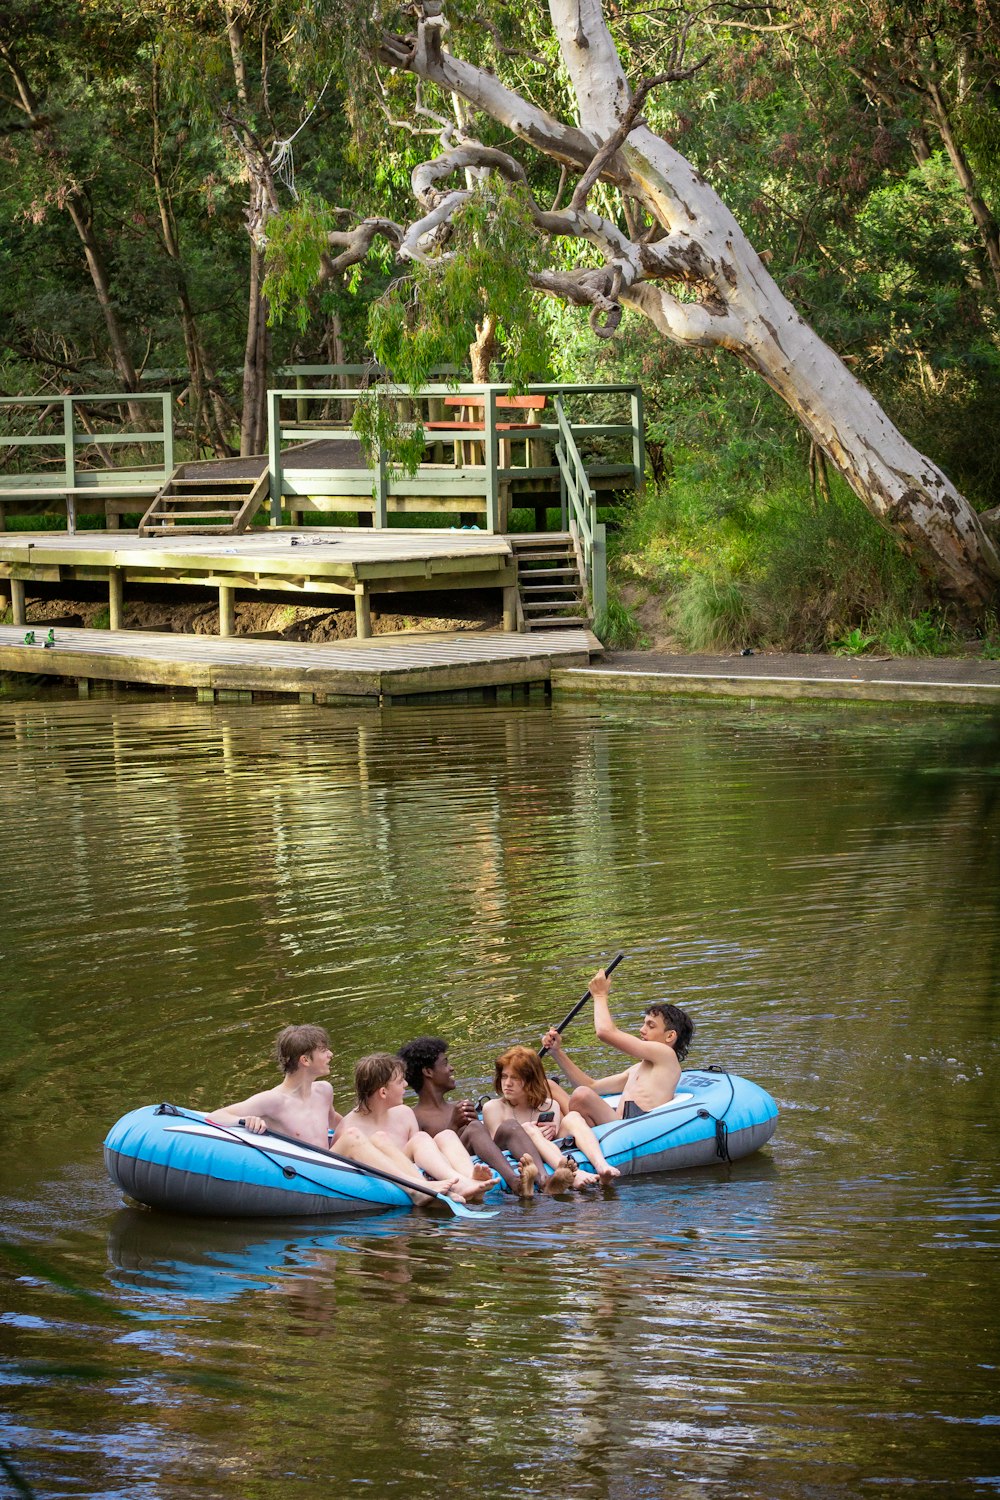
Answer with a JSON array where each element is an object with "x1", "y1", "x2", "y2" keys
[{"x1": 538, "y1": 952, "x2": 625, "y2": 1056}]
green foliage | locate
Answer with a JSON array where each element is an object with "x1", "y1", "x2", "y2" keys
[
  {"x1": 263, "y1": 196, "x2": 339, "y2": 333},
  {"x1": 673, "y1": 571, "x2": 755, "y2": 652},
  {"x1": 872, "y1": 608, "x2": 957, "y2": 656},
  {"x1": 593, "y1": 597, "x2": 645, "y2": 650},
  {"x1": 612, "y1": 441, "x2": 931, "y2": 653},
  {"x1": 832, "y1": 627, "x2": 877, "y2": 656},
  {"x1": 351, "y1": 389, "x2": 427, "y2": 476},
  {"x1": 366, "y1": 183, "x2": 551, "y2": 388}
]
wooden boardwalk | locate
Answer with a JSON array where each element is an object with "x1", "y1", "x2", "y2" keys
[
  {"x1": 0, "y1": 527, "x2": 519, "y2": 639},
  {"x1": 0, "y1": 623, "x2": 599, "y2": 704}
]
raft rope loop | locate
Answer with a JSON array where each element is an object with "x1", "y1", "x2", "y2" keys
[{"x1": 153, "y1": 1104, "x2": 364, "y2": 1203}]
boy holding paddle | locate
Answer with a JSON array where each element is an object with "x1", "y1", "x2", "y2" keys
[{"x1": 541, "y1": 968, "x2": 694, "y2": 1183}]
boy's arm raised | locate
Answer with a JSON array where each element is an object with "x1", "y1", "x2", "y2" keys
[{"x1": 591, "y1": 970, "x2": 670, "y2": 1064}]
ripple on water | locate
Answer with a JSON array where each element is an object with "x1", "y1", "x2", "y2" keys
[{"x1": 0, "y1": 696, "x2": 998, "y2": 1498}]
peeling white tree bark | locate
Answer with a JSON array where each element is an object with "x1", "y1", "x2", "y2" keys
[{"x1": 359, "y1": 0, "x2": 1000, "y2": 604}]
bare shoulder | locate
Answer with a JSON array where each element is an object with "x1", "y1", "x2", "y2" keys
[
  {"x1": 388, "y1": 1103, "x2": 418, "y2": 1135},
  {"x1": 312, "y1": 1080, "x2": 334, "y2": 1101}
]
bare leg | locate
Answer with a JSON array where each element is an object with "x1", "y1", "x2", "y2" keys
[
  {"x1": 494, "y1": 1119, "x2": 547, "y2": 1180},
  {"x1": 334, "y1": 1127, "x2": 459, "y2": 1205},
  {"x1": 459, "y1": 1119, "x2": 522, "y2": 1193},
  {"x1": 521, "y1": 1121, "x2": 583, "y2": 1176},
  {"x1": 433, "y1": 1128, "x2": 496, "y2": 1186},
  {"x1": 405, "y1": 1130, "x2": 494, "y2": 1202},
  {"x1": 560, "y1": 1110, "x2": 620, "y2": 1183},
  {"x1": 566, "y1": 1086, "x2": 618, "y2": 1126}
]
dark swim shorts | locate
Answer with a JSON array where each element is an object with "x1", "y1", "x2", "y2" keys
[{"x1": 621, "y1": 1100, "x2": 647, "y2": 1121}]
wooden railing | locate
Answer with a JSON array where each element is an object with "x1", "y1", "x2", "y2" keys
[
  {"x1": 0, "y1": 393, "x2": 174, "y2": 529},
  {"x1": 265, "y1": 382, "x2": 644, "y2": 535},
  {"x1": 554, "y1": 395, "x2": 606, "y2": 617}
]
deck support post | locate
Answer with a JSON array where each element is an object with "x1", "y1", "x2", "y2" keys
[
  {"x1": 108, "y1": 569, "x2": 124, "y2": 630},
  {"x1": 10, "y1": 577, "x2": 26, "y2": 626},
  {"x1": 267, "y1": 390, "x2": 283, "y2": 527},
  {"x1": 502, "y1": 584, "x2": 518, "y2": 634},
  {"x1": 219, "y1": 584, "x2": 235, "y2": 637},
  {"x1": 484, "y1": 386, "x2": 500, "y2": 534},
  {"x1": 354, "y1": 582, "x2": 372, "y2": 640}
]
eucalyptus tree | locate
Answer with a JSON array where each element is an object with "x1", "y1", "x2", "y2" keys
[{"x1": 286, "y1": 0, "x2": 1000, "y2": 605}]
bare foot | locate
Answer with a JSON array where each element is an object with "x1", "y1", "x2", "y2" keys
[
  {"x1": 413, "y1": 1175, "x2": 461, "y2": 1204},
  {"x1": 472, "y1": 1163, "x2": 494, "y2": 1183},
  {"x1": 456, "y1": 1175, "x2": 495, "y2": 1203},
  {"x1": 573, "y1": 1169, "x2": 599, "y2": 1189},
  {"x1": 542, "y1": 1156, "x2": 576, "y2": 1195},
  {"x1": 597, "y1": 1164, "x2": 621, "y2": 1185},
  {"x1": 516, "y1": 1153, "x2": 539, "y2": 1198}
]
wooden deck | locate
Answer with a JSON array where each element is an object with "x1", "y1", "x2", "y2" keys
[
  {"x1": 0, "y1": 623, "x2": 599, "y2": 704},
  {"x1": 0, "y1": 526, "x2": 521, "y2": 639}
]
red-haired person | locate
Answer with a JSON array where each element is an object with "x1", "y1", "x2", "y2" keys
[
  {"x1": 482, "y1": 1046, "x2": 597, "y2": 1192},
  {"x1": 541, "y1": 968, "x2": 694, "y2": 1183}
]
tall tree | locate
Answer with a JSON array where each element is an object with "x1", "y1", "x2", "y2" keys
[{"x1": 303, "y1": 0, "x2": 1000, "y2": 605}]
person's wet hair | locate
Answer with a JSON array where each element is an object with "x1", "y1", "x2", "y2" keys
[
  {"x1": 644, "y1": 1004, "x2": 693, "y2": 1061},
  {"x1": 274, "y1": 1024, "x2": 330, "y2": 1076}
]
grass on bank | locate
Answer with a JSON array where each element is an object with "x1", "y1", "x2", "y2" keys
[{"x1": 608, "y1": 447, "x2": 994, "y2": 656}]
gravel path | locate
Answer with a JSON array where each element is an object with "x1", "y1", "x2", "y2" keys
[{"x1": 599, "y1": 648, "x2": 1000, "y2": 686}]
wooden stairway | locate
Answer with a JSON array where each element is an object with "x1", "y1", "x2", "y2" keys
[
  {"x1": 139, "y1": 468, "x2": 268, "y2": 536},
  {"x1": 511, "y1": 532, "x2": 589, "y2": 630}
]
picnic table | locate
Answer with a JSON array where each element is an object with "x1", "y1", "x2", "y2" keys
[{"x1": 425, "y1": 393, "x2": 548, "y2": 468}]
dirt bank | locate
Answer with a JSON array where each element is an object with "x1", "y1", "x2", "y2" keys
[{"x1": 11, "y1": 590, "x2": 501, "y2": 642}]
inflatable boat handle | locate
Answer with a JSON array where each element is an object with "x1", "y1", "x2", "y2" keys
[{"x1": 539, "y1": 952, "x2": 625, "y2": 1057}]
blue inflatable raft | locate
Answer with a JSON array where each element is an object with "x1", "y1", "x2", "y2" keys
[
  {"x1": 567, "y1": 1069, "x2": 778, "y2": 1177},
  {"x1": 104, "y1": 1106, "x2": 413, "y2": 1218},
  {"x1": 104, "y1": 1069, "x2": 777, "y2": 1218}
]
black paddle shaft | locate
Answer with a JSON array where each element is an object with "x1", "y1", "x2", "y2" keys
[
  {"x1": 538, "y1": 952, "x2": 625, "y2": 1057},
  {"x1": 234, "y1": 1118, "x2": 496, "y2": 1219}
]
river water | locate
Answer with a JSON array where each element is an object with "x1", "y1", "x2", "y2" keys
[{"x1": 0, "y1": 690, "x2": 997, "y2": 1499}]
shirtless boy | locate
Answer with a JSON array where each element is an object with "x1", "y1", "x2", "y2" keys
[
  {"x1": 540, "y1": 969, "x2": 694, "y2": 1184},
  {"x1": 333, "y1": 1053, "x2": 499, "y2": 1205},
  {"x1": 397, "y1": 1035, "x2": 552, "y2": 1197},
  {"x1": 210, "y1": 1025, "x2": 458, "y2": 1205},
  {"x1": 210, "y1": 1023, "x2": 340, "y2": 1152}
]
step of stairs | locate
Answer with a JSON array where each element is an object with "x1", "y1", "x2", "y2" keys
[
  {"x1": 510, "y1": 531, "x2": 588, "y2": 631},
  {"x1": 139, "y1": 467, "x2": 268, "y2": 536}
]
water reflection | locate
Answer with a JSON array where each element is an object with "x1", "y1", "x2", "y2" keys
[{"x1": 0, "y1": 695, "x2": 998, "y2": 1498}]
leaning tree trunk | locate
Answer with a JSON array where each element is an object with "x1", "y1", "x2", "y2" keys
[
  {"x1": 379, "y1": 0, "x2": 1000, "y2": 606},
  {"x1": 546, "y1": 0, "x2": 1000, "y2": 606}
]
